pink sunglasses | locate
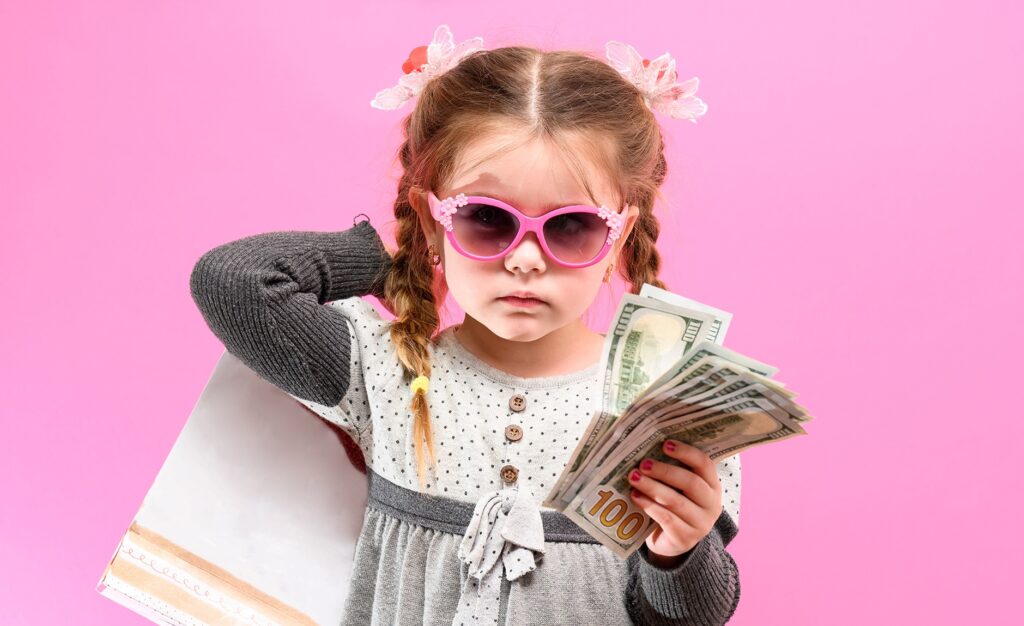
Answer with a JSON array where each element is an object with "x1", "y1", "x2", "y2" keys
[{"x1": 427, "y1": 191, "x2": 628, "y2": 268}]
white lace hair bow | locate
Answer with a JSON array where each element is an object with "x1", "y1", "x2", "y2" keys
[
  {"x1": 371, "y1": 24, "x2": 707, "y2": 122},
  {"x1": 604, "y1": 41, "x2": 708, "y2": 122},
  {"x1": 370, "y1": 25, "x2": 484, "y2": 110}
]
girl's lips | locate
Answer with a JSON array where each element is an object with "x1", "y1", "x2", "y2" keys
[{"x1": 498, "y1": 296, "x2": 546, "y2": 307}]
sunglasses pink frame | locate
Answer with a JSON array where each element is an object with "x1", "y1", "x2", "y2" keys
[{"x1": 427, "y1": 191, "x2": 628, "y2": 268}]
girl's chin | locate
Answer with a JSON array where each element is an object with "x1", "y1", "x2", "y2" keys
[{"x1": 484, "y1": 318, "x2": 555, "y2": 342}]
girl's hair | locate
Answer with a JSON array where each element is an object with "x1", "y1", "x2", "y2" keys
[{"x1": 376, "y1": 46, "x2": 671, "y2": 489}]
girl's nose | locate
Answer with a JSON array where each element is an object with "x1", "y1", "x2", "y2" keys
[{"x1": 503, "y1": 231, "x2": 548, "y2": 274}]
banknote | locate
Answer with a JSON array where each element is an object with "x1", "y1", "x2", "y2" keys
[
  {"x1": 639, "y1": 283, "x2": 733, "y2": 345},
  {"x1": 588, "y1": 389, "x2": 802, "y2": 485},
  {"x1": 543, "y1": 294, "x2": 720, "y2": 508},
  {"x1": 552, "y1": 339, "x2": 779, "y2": 508},
  {"x1": 577, "y1": 358, "x2": 805, "y2": 491},
  {"x1": 563, "y1": 397, "x2": 806, "y2": 557},
  {"x1": 636, "y1": 342, "x2": 779, "y2": 413},
  {"x1": 542, "y1": 285, "x2": 813, "y2": 557},
  {"x1": 556, "y1": 349, "x2": 804, "y2": 508}
]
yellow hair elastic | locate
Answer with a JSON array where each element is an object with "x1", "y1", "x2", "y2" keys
[{"x1": 410, "y1": 375, "x2": 429, "y2": 394}]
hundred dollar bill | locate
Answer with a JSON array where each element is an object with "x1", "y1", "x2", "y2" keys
[
  {"x1": 642, "y1": 360, "x2": 812, "y2": 423},
  {"x1": 633, "y1": 341, "x2": 779, "y2": 417},
  {"x1": 556, "y1": 357, "x2": 722, "y2": 506},
  {"x1": 640, "y1": 283, "x2": 733, "y2": 345},
  {"x1": 553, "y1": 343, "x2": 781, "y2": 508},
  {"x1": 576, "y1": 359, "x2": 803, "y2": 492},
  {"x1": 663, "y1": 371, "x2": 812, "y2": 423},
  {"x1": 543, "y1": 294, "x2": 720, "y2": 508},
  {"x1": 574, "y1": 373, "x2": 802, "y2": 501},
  {"x1": 624, "y1": 357, "x2": 800, "y2": 431},
  {"x1": 564, "y1": 397, "x2": 806, "y2": 557},
  {"x1": 609, "y1": 395, "x2": 802, "y2": 480}
]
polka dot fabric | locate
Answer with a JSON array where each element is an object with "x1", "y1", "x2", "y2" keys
[{"x1": 288, "y1": 295, "x2": 742, "y2": 524}]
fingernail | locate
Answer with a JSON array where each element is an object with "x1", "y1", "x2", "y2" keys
[
  {"x1": 629, "y1": 470, "x2": 642, "y2": 482},
  {"x1": 641, "y1": 459, "x2": 653, "y2": 471},
  {"x1": 664, "y1": 440, "x2": 677, "y2": 452}
]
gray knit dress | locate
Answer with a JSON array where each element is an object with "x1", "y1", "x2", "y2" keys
[{"x1": 189, "y1": 218, "x2": 742, "y2": 626}]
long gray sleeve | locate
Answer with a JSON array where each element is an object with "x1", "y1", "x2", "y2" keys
[
  {"x1": 625, "y1": 510, "x2": 741, "y2": 625},
  {"x1": 189, "y1": 219, "x2": 393, "y2": 406}
]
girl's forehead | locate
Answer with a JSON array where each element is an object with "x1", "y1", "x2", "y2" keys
[
  {"x1": 446, "y1": 145, "x2": 620, "y2": 211},
  {"x1": 448, "y1": 171, "x2": 592, "y2": 209},
  {"x1": 445, "y1": 180, "x2": 623, "y2": 218},
  {"x1": 453, "y1": 132, "x2": 608, "y2": 180}
]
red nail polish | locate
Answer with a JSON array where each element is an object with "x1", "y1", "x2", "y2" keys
[
  {"x1": 664, "y1": 440, "x2": 677, "y2": 452},
  {"x1": 641, "y1": 459, "x2": 653, "y2": 471},
  {"x1": 630, "y1": 470, "x2": 641, "y2": 482}
]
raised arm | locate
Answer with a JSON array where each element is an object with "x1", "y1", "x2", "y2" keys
[{"x1": 188, "y1": 219, "x2": 392, "y2": 406}]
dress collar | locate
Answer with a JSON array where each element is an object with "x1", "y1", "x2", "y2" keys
[{"x1": 435, "y1": 325, "x2": 601, "y2": 389}]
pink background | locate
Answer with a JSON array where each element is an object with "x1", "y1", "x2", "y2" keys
[{"x1": 2, "y1": 1, "x2": 1021, "y2": 623}]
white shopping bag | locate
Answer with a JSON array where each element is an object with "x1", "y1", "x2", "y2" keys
[{"x1": 97, "y1": 350, "x2": 368, "y2": 625}]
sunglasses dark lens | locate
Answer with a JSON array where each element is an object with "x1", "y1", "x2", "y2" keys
[
  {"x1": 543, "y1": 212, "x2": 609, "y2": 263},
  {"x1": 451, "y1": 204, "x2": 520, "y2": 257}
]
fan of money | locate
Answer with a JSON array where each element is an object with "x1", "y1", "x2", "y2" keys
[{"x1": 544, "y1": 284, "x2": 813, "y2": 557}]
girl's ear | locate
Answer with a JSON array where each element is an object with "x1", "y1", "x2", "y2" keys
[
  {"x1": 408, "y1": 186, "x2": 438, "y2": 243},
  {"x1": 616, "y1": 205, "x2": 641, "y2": 252}
]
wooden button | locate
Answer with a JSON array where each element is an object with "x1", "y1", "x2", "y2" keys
[
  {"x1": 509, "y1": 393, "x2": 527, "y2": 412},
  {"x1": 505, "y1": 424, "x2": 523, "y2": 442},
  {"x1": 500, "y1": 464, "x2": 519, "y2": 484}
]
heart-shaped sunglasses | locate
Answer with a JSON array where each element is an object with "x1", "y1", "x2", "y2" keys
[{"x1": 427, "y1": 191, "x2": 627, "y2": 268}]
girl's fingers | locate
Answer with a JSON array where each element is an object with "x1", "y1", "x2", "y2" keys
[
  {"x1": 630, "y1": 488, "x2": 696, "y2": 537},
  {"x1": 661, "y1": 440, "x2": 721, "y2": 491},
  {"x1": 629, "y1": 469, "x2": 703, "y2": 522},
  {"x1": 636, "y1": 456, "x2": 717, "y2": 509}
]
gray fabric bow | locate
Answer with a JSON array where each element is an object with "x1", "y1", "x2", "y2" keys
[{"x1": 452, "y1": 484, "x2": 545, "y2": 625}]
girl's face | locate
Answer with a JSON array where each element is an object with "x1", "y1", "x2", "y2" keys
[{"x1": 413, "y1": 133, "x2": 640, "y2": 343}]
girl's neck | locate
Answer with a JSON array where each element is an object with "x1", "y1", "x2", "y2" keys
[{"x1": 453, "y1": 316, "x2": 604, "y2": 379}]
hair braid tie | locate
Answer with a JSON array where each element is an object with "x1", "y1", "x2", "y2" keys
[{"x1": 410, "y1": 374, "x2": 429, "y2": 394}]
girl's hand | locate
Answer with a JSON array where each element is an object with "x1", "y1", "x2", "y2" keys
[{"x1": 628, "y1": 439, "x2": 723, "y2": 567}]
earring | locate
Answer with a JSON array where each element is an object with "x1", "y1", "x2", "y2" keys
[
  {"x1": 603, "y1": 262, "x2": 616, "y2": 284},
  {"x1": 426, "y1": 244, "x2": 441, "y2": 266}
]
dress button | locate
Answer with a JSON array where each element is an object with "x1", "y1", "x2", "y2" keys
[
  {"x1": 509, "y1": 393, "x2": 527, "y2": 412},
  {"x1": 505, "y1": 424, "x2": 523, "y2": 442},
  {"x1": 500, "y1": 464, "x2": 519, "y2": 484}
]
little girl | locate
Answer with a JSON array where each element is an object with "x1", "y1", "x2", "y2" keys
[{"x1": 190, "y1": 25, "x2": 741, "y2": 626}]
